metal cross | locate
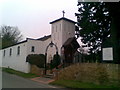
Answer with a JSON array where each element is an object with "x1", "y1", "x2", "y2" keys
[{"x1": 62, "y1": 10, "x2": 65, "y2": 17}]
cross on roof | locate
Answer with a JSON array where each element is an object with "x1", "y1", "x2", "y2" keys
[{"x1": 62, "y1": 10, "x2": 65, "y2": 17}]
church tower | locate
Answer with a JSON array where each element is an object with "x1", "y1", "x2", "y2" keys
[{"x1": 50, "y1": 12, "x2": 76, "y2": 55}]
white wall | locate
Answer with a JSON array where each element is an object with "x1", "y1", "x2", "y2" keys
[
  {"x1": 26, "y1": 38, "x2": 56, "y2": 64},
  {"x1": 2, "y1": 42, "x2": 30, "y2": 73},
  {"x1": 51, "y1": 19, "x2": 75, "y2": 55},
  {"x1": 1, "y1": 18, "x2": 75, "y2": 73},
  {"x1": 26, "y1": 39, "x2": 44, "y2": 55},
  {"x1": 62, "y1": 20, "x2": 75, "y2": 45},
  {"x1": 1, "y1": 37, "x2": 56, "y2": 73},
  {"x1": 51, "y1": 20, "x2": 63, "y2": 55}
]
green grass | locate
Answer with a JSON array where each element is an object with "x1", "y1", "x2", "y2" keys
[
  {"x1": 2, "y1": 67, "x2": 39, "y2": 78},
  {"x1": 50, "y1": 80, "x2": 120, "y2": 88}
]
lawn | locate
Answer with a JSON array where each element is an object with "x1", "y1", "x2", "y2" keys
[
  {"x1": 2, "y1": 67, "x2": 39, "y2": 78},
  {"x1": 50, "y1": 80, "x2": 120, "y2": 88}
]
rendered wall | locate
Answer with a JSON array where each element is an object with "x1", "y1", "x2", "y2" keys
[
  {"x1": 26, "y1": 38, "x2": 55, "y2": 63},
  {"x1": 51, "y1": 19, "x2": 75, "y2": 55},
  {"x1": 2, "y1": 42, "x2": 30, "y2": 73}
]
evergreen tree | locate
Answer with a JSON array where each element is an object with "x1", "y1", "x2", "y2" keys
[{"x1": 75, "y1": 2, "x2": 120, "y2": 63}]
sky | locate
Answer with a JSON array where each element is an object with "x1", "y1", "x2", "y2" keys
[{"x1": 0, "y1": 0, "x2": 78, "y2": 40}]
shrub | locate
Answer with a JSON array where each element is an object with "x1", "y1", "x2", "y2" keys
[
  {"x1": 26, "y1": 54, "x2": 45, "y2": 68},
  {"x1": 50, "y1": 54, "x2": 61, "y2": 69}
]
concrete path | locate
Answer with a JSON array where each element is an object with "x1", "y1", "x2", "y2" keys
[
  {"x1": 31, "y1": 77, "x2": 55, "y2": 84},
  {"x1": 2, "y1": 72, "x2": 57, "y2": 88}
]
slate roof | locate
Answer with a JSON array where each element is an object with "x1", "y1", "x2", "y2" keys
[
  {"x1": 50, "y1": 17, "x2": 76, "y2": 24},
  {"x1": 37, "y1": 35, "x2": 51, "y2": 41},
  {"x1": 2, "y1": 40, "x2": 27, "y2": 49},
  {"x1": 63, "y1": 37, "x2": 80, "y2": 49},
  {"x1": 2, "y1": 35, "x2": 51, "y2": 49}
]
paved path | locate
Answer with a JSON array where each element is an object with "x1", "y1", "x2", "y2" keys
[
  {"x1": 31, "y1": 77, "x2": 55, "y2": 84},
  {"x1": 2, "y1": 72, "x2": 57, "y2": 88}
]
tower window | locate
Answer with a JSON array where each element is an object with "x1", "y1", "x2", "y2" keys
[
  {"x1": 57, "y1": 33, "x2": 59, "y2": 40},
  {"x1": 3, "y1": 50, "x2": 5, "y2": 57},
  {"x1": 56, "y1": 25, "x2": 57, "y2": 32},
  {"x1": 60, "y1": 24, "x2": 61, "y2": 31},
  {"x1": 17, "y1": 46, "x2": 20, "y2": 55},
  {"x1": 52, "y1": 26, "x2": 54, "y2": 33},
  {"x1": 9, "y1": 48, "x2": 12, "y2": 56},
  {"x1": 31, "y1": 46, "x2": 35, "y2": 52}
]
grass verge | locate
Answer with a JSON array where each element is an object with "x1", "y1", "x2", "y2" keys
[
  {"x1": 2, "y1": 67, "x2": 39, "y2": 78},
  {"x1": 50, "y1": 80, "x2": 120, "y2": 88}
]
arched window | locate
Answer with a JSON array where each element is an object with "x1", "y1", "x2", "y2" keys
[
  {"x1": 10, "y1": 48, "x2": 12, "y2": 56},
  {"x1": 31, "y1": 46, "x2": 35, "y2": 52},
  {"x1": 17, "y1": 46, "x2": 20, "y2": 55},
  {"x1": 3, "y1": 50, "x2": 5, "y2": 57},
  {"x1": 52, "y1": 26, "x2": 54, "y2": 33},
  {"x1": 56, "y1": 25, "x2": 57, "y2": 32},
  {"x1": 60, "y1": 24, "x2": 61, "y2": 31}
]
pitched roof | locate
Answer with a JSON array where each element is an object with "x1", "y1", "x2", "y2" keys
[
  {"x1": 63, "y1": 37, "x2": 75, "y2": 46},
  {"x1": 2, "y1": 40, "x2": 27, "y2": 49},
  {"x1": 50, "y1": 17, "x2": 76, "y2": 24},
  {"x1": 2, "y1": 35, "x2": 51, "y2": 49},
  {"x1": 63, "y1": 37, "x2": 80, "y2": 49},
  {"x1": 37, "y1": 35, "x2": 51, "y2": 41}
]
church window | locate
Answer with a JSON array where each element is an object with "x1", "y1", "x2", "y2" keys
[
  {"x1": 60, "y1": 24, "x2": 61, "y2": 31},
  {"x1": 3, "y1": 50, "x2": 5, "y2": 57},
  {"x1": 58, "y1": 33, "x2": 59, "y2": 40},
  {"x1": 64, "y1": 24, "x2": 66, "y2": 31},
  {"x1": 55, "y1": 42, "x2": 57, "y2": 46},
  {"x1": 54, "y1": 34, "x2": 55, "y2": 40},
  {"x1": 68, "y1": 25, "x2": 70, "y2": 31},
  {"x1": 52, "y1": 26, "x2": 54, "y2": 33},
  {"x1": 31, "y1": 46, "x2": 35, "y2": 52},
  {"x1": 56, "y1": 25, "x2": 57, "y2": 32},
  {"x1": 17, "y1": 46, "x2": 20, "y2": 55},
  {"x1": 9, "y1": 48, "x2": 12, "y2": 56}
]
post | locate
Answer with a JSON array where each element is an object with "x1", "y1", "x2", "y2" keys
[{"x1": 44, "y1": 53, "x2": 47, "y2": 75}]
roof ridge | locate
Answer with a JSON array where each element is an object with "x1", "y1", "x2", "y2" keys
[{"x1": 50, "y1": 17, "x2": 76, "y2": 24}]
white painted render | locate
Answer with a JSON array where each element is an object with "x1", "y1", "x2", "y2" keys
[
  {"x1": 2, "y1": 42, "x2": 30, "y2": 73},
  {"x1": 1, "y1": 17, "x2": 76, "y2": 73},
  {"x1": 51, "y1": 19, "x2": 75, "y2": 55},
  {"x1": 1, "y1": 37, "x2": 56, "y2": 73}
]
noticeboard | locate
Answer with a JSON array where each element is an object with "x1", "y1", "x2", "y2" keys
[{"x1": 102, "y1": 47, "x2": 113, "y2": 61}]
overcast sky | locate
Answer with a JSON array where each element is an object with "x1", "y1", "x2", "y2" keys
[{"x1": 0, "y1": 0, "x2": 78, "y2": 40}]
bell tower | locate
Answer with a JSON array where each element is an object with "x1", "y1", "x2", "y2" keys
[{"x1": 50, "y1": 12, "x2": 76, "y2": 55}]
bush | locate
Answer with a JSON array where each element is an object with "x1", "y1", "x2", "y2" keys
[
  {"x1": 26, "y1": 54, "x2": 45, "y2": 68},
  {"x1": 50, "y1": 54, "x2": 61, "y2": 69}
]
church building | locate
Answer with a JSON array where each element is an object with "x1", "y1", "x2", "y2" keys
[{"x1": 1, "y1": 15, "x2": 80, "y2": 73}]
